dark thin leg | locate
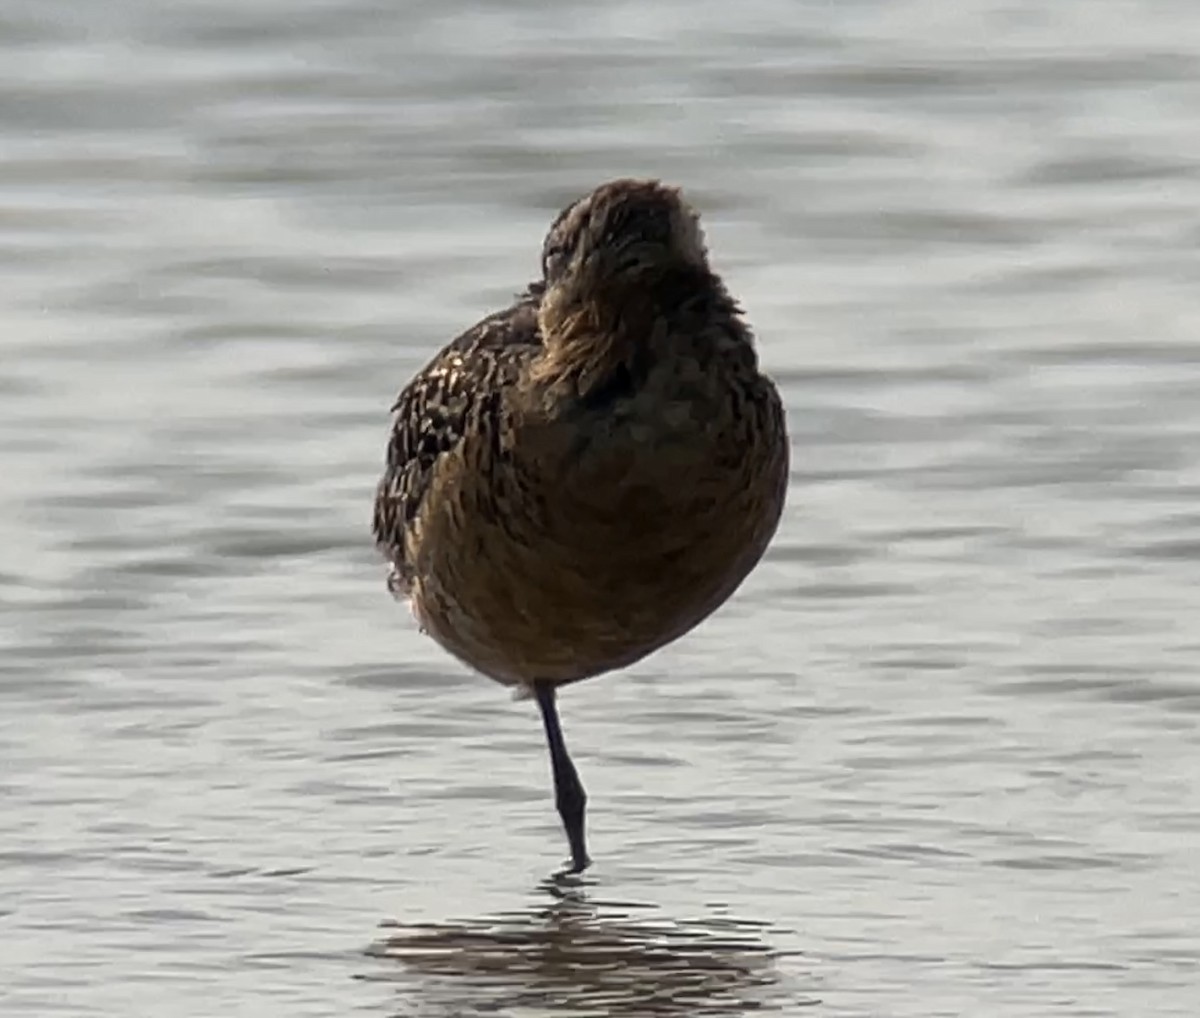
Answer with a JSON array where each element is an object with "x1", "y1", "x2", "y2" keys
[{"x1": 534, "y1": 681, "x2": 590, "y2": 872}]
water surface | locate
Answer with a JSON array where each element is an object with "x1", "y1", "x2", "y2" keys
[{"x1": 3, "y1": 2, "x2": 1200, "y2": 1016}]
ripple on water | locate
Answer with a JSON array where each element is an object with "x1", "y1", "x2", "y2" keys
[{"x1": 365, "y1": 885, "x2": 810, "y2": 1017}]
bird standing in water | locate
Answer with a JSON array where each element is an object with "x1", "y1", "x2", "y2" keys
[{"x1": 373, "y1": 179, "x2": 788, "y2": 872}]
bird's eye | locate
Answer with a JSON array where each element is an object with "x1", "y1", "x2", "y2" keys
[{"x1": 542, "y1": 243, "x2": 569, "y2": 281}]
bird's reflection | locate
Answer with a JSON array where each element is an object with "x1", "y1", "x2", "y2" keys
[{"x1": 363, "y1": 878, "x2": 804, "y2": 1016}]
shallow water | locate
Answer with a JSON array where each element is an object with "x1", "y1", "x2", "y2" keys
[{"x1": 3, "y1": 1, "x2": 1200, "y2": 1016}]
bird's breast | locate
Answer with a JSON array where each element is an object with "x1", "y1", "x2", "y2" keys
[{"x1": 410, "y1": 374, "x2": 786, "y2": 686}]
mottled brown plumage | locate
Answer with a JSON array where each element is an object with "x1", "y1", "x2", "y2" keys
[{"x1": 372, "y1": 179, "x2": 788, "y2": 871}]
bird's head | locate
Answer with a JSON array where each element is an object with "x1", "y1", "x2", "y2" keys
[
  {"x1": 531, "y1": 179, "x2": 726, "y2": 396},
  {"x1": 539, "y1": 178, "x2": 709, "y2": 299}
]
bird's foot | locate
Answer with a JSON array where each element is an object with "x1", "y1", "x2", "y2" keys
[{"x1": 550, "y1": 857, "x2": 592, "y2": 886}]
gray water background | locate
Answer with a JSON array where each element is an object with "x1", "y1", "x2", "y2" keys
[{"x1": 3, "y1": 1, "x2": 1200, "y2": 1015}]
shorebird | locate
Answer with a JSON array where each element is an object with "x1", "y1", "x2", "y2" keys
[{"x1": 373, "y1": 178, "x2": 788, "y2": 872}]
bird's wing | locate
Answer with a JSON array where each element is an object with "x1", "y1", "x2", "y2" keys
[{"x1": 372, "y1": 287, "x2": 543, "y2": 587}]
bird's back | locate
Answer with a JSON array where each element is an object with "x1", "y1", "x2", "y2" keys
[{"x1": 372, "y1": 285, "x2": 543, "y2": 597}]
